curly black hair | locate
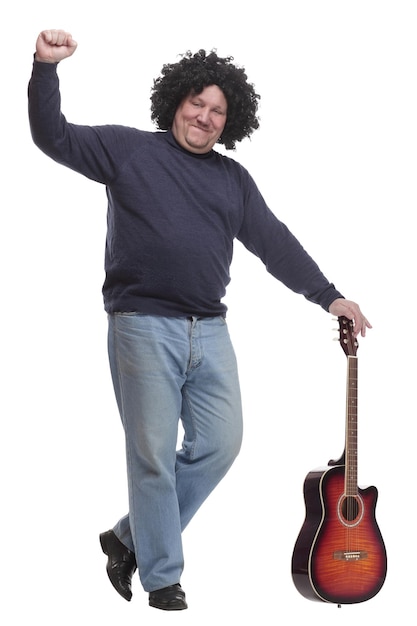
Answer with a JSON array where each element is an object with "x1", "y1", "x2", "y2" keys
[{"x1": 150, "y1": 49, "x2": 260, "y2": 150}]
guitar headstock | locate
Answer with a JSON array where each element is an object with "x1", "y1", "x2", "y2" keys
[{"x1": 338, "y1": 316, "x2": 359, "y2": 357}]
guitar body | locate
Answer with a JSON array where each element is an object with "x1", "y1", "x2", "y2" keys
[{"x1": 292, "y1": 463, "x2": 387, "y2": 604}]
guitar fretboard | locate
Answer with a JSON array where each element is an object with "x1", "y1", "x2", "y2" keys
[{"x1": 345, "y1": 355, "x2": 358, "y2": 496}]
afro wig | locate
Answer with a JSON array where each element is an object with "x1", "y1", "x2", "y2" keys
[{"x1": 150, "y1": 49, "x2": 260, "y2": 150}]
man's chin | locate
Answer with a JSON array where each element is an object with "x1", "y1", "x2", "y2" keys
[{"x1": 185, "y1": 128, "x2": 216, "y2": 151}]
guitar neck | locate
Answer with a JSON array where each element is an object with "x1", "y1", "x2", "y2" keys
[{"x1": 345, "y1": 355, "x2": 358, "y2": 496}]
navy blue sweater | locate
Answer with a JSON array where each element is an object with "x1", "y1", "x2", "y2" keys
[{"x1": 28, "y1": 60, "x2": 343, "y2": 317}]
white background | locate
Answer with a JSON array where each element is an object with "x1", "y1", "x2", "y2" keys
[{"x1": 2, "y1": 1, "x2": 415, "y2": 623}]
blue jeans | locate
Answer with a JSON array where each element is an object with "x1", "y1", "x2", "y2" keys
[{"x1": 107, "y1": 313, "x2": 243, "y2": 592}]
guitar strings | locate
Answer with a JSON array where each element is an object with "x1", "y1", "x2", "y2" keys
[{"x1": 345, "y1": 355, "x2": 359, "y2": 555}]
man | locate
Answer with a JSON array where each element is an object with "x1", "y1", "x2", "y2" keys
[{"x1": 28, "y1": 29, "x2": 371, "y2": 611}]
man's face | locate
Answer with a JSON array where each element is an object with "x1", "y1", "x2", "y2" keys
[{"x1": 171, "y1": 85, "x2": 227, "y2": 154}]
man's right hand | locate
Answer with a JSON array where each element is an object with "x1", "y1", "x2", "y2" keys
[{"x1": 35, "y1": 29, "x2": 78, "y2": 63}]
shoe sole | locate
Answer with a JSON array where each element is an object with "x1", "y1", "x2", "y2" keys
[{"x1": 149, "y1": 601, "x2": 188, "y2": 611}]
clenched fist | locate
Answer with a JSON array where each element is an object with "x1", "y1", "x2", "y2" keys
[{"x1": 35, "y1": 29, "x2": 78, "y2": 63}]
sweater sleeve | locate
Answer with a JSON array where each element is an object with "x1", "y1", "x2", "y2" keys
[
  {"x1": 236, "y1": 173, "x2": 344, "y2": 311},
  {"x1": 28, "y1": 60, "x2": 131, "y2": 184}
]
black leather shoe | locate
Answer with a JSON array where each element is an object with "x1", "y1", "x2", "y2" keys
[
  {"x1": 99, "y1": 529, "x2": 137, "y2": 602},
  {"x1": 149, "y1": 583, "x2": 188, "y2": 610}
]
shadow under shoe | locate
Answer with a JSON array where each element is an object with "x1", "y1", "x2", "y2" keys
[
  {"x1": 99, "y1": 529, "x2": 137, "y2": 602},
  {"x1": 149, "y1": 583, "x2": 188, "y2": 611}
]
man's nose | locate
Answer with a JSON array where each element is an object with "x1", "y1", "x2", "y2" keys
[{"x1": 196, "y1": 109, "x2": 210, "y2": 125}]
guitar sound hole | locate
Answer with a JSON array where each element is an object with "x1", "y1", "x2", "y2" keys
[{"x1": 341, "y1": 496, "x2": 359, "y2": 522}]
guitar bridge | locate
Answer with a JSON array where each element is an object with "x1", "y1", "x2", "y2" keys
[{"x1": 333, "y1": 550, "x2": 368, "y2": 561}]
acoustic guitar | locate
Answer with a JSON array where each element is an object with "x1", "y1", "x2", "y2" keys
[{"x1": 291, "y1": 316, "x2": 387, "y2": 605}]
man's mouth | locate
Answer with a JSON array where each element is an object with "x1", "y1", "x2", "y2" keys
[{"x1": 191, "y1": 124, "x2": 208, "y2": 133}]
